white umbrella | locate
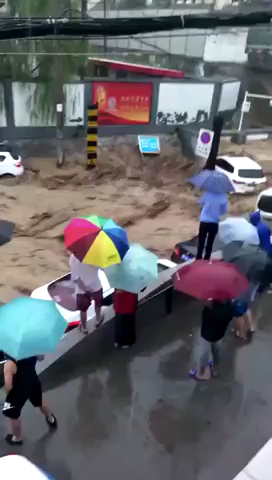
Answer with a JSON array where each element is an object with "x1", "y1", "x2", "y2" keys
[{"x1": 218, "y1": 217, "x2": 260, "y2": 246}]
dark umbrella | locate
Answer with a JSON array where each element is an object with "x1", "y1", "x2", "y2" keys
[
  {"x1": 222, "y1": 241, "x2": 268, "y2": 283},
  {"x1": 189, "y1": 169, "x2": 235, "y2": 194},
  {"x1": 0, "y1": 220, "x2": 14, "y2": 246}
]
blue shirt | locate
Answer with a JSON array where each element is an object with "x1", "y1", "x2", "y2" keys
[
  {"x1": 250, "y1": 211, "x2": 271, "y2": 254},
  {"x1": 199, "y1": 192, "x2": 227, "y2": 223}
]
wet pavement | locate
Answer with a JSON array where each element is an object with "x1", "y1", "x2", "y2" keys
[{"x1": 1, "y1": 291, "x2": 272, "y2": 479}]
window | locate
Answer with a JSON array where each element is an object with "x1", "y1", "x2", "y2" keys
[
  {"x1": 0, "y1": 155, "x2": 7, "y2": 162},
  {"x1": 258, "y1": 195, "x2": 272, "y2": 213},
  {"x1": 216, "y1": 158, "x2": 234, "y2": 173},
  {"x1": 238, "y1": 169, "x2": 264, "y2": 179}
]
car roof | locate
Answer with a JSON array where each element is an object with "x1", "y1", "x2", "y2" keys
[{"x1": 219, "y1": 155, "x2": 262, "y2": 169}]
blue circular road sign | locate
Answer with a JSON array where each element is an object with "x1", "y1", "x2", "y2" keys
[{"x1": 200, "y1": 131, "x2": 211, "y2": 144}]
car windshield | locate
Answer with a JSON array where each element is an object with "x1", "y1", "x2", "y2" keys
[
  {"x1": 258, "y1": 195, "x2": 272, "y2": 213},
  {"x1": 238, "y1": 168, "x2": 264, "y2": 179}
]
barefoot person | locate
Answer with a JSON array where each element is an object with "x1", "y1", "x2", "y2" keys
[
  {"x1": 3, "y1": 355, "x2": 57, "y2": 445},
  {"x1": 70, "y1": 253, "x2": 104, "y2": 334},
  {"x1": 190, "y1": 300, "x2": 233, "y2": 380}
]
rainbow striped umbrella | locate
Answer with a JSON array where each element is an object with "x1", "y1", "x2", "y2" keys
[{"x1": 64, "y1": 214, "x2": 129, "y2": 268}]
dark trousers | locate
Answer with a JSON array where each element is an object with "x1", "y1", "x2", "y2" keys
[
  {"x1": 114, "y1": 313, "x2": 136, "y2": 347},
  {"x1": 196, "y1": 221, "x2": 218, "y2": 260}
]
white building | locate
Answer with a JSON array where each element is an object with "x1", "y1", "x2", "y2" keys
[{"x1": 87, "y1": 0, "x2": 249, "y2": 63}]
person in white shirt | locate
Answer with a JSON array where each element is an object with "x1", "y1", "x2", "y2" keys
[{"x1": 69, "y1": 254, "x2": 104, "y2": 334}]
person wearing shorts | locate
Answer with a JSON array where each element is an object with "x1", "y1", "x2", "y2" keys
[
  {"x1": 3, "y1": 355, "x2": 57, "y2": 445},
  {"x1": 233, "y1": 283, "x2": 258, "y2": 340},
  {"x1": 70, "y1": 253, "x2": 104, "y2": 334},
  {"x1": 190, "y1": 300, "x2": 234, "y2": 381}
]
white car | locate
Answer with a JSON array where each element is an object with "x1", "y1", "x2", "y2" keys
[
  {"x1": 256, "y1": 187, "x2": 272, "y2": 220},
  {"x1": 215, "y1": 155, "x2": 266, "y2": 194},
  {"x1": 31, "y1": 259, "x2": 177, "y2": 332},
  {"x1": 0, "y1": 143, "x2": 24, "y2": 177}
]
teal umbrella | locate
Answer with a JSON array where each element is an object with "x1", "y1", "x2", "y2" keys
[
  {"x1": 0, "y1": 297, "x2": 67, "y2": 360},
  {"x1": 104, "y1": 243, "x2": 158, "y2": 294}
]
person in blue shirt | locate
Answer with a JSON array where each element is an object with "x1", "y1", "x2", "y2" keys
[
  {"x1": 196, "y1": 191, "x2": 227, "y2": 260},
  {"x1": 249, "y1": 210, "x2": 271, "y2": 254}
]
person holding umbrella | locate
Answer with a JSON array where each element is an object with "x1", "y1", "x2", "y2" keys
[
  {"x1": 196, "y1": 191, "x2": 227, "y2": 260},
  {"x1": 222, "y1": 240, "x2": 268, "y2": 339},
  {"x1": 70, "y1": 253, "x2": 104, "y2": 333},
  {"x1": 189, "y1": 168, "x2": 234, "y2": 260},
  {"x1": 105, "y1": 244, "x2": 158, "y2": 348},
  {"x1": 3, "y1": 354, "x2": 57, "y2": 445},
  {"x1": 0, "y1": 297, "x2": 67, "y2": 445},
  {"x1": 172, "y1": 259, "x2": 248, "y2": 380},
  {"x1": 219, "y1": 221, "x2": 265, "y2": 339},
  {"x1": 190, "y1": 299, "x2": 234, "y2": 380},
  {"x1": 64, "y1": 214, "x2": 130, "y2": 334},
  {"x1": 249, "y1": 210, "x2": 271, "y2": 255},
  {"x1": 189, "y1": 115, "x2": 234, "y2": 260}
]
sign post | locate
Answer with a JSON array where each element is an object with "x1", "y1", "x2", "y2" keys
[
  {"x1": 86, "y1": 103, "x2": 98, "y2": 170},
  {"x1": 195, "y1": 128, "x2": 214, "y2": 160},
  {"x1": 138, "y1": 136, "x2": 160, "y2": 155}
]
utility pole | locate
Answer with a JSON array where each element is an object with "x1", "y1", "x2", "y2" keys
[
  {"x1": 55, "y1": 1, "x2": 71, "y2": 168},
  {"x1": 81, "y1": 0, "x2": 87, "y2": 16},
  {"x1": 103, "y1": 0, "x2": 107, "y2": 53},
  {"x1": 204, "y1": 114, "x2": 224, "y2": 171}
]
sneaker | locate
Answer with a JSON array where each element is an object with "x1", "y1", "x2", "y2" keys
[
  {"x1": 5, "y1": 434, "x2": 23, "y2": 446},
  {"x1": 46, "y1": 413, "x2": 57, "y2": 429}
]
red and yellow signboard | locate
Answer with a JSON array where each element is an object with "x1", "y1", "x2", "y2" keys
[{"x1": 91, "y1": 81, "x2": 152, "y2": 125}]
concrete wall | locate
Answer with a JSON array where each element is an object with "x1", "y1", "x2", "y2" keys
[{"x1": 0, "y1": 77, "x2": 240, "y2": 141}]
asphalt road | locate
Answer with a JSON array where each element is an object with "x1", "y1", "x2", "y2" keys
[{"x1": 1, "y1": 291, "x2": 272, "y2": 480}]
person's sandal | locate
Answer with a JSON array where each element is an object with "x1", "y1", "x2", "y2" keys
[
  {"x1": 5, "y1": 434, "x2": 23, "y2": 446},
  {"x1": 234, "y1": 331, "x2": 247, "y2": 341},
  {"x1": 79, "y1": 324, "x2": 88, "y2": 335},
  {"x1": 95, "y1": 314, "x2": 104, "y2": 328},
  {"x1": 46, "y1": 413, "x2": 58, "y2": 429}
]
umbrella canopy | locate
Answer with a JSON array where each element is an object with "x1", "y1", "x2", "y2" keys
[
  {"x1": 0, "y1": 297, "x2": 67, "y2": 360},
  {"x1": 173, "y1": 259, "x2": 249, "y2": 300},
  {"x1": 0, "y1": 220, "x2": 14, "y2": 246},
  {"x1": 189, "y1": 169, "x2": 235, "y2": 194},
  {"x1": 218, "y1": 217, "x2": 260, "y2": 245},
  {"x1": 222, "y1": 241, "x2": 268, "y2": 283},
  {"x1": 104, "y1": 243, "x2": 158, "y2": 293},
  {"x1": 64, "y1": 214, "x2": 129, "y2": 268}
]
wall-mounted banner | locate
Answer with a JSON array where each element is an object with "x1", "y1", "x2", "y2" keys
[
  {"x1": 138, "y1": 135, "x2": 160, "y2": 154},
  {"x1": 91, "y1": 81, "x2": 152, "y2": 125},
  {"x1": 156, "y1": 83, "x2": 214, "y2": 126}
]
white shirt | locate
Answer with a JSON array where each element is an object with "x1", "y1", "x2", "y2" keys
[{"x1": 69, "y1": 254, "x2": 102, "y2": 295}]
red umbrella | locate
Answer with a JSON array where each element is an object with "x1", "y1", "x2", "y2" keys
[{"x1": 173, "y1": 259, "x2": 249, "y2": 300}]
